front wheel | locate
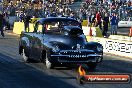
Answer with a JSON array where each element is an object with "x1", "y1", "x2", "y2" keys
[
  {"x1": 45, "y1": 53, "x2": 54, "y2": 69},
  {"x1": 87, "y1": 62, "x2": 97, "y2": 70}
]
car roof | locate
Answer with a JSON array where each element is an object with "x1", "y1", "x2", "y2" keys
[{"x1": 37, "y1": 17, "x2": 79, "y2": 24}]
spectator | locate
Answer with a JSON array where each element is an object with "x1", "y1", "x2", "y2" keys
[
  {"x1": 102, "y1": 13, "x2": 109, "y2": 37},
  {"x1": 82, "y1": 10, "x2": 87, "y2": 20},
  {"x1": 91, "y1": 12, "x2": 96, "y2": 27},
  {"x1": 87, "y1": 13, "x2": 92, "y2": 26},
  {"x1": 95, "y1": 11, "x2": 102, "y2": 30},
  {"x1": 23, "y1": 13, "x2": 31, "y2": 32},
  {"x1": 78, "y1": 9, "x2": 83, "y2": 20},
  {"x1": 110, "y1": 13, "x2": 117, "y2": 35},
  {"x1": 115, "y1": 14, "x2": 119, "y2": 34},
  {"x1": 19, "y1": 12, "x2": 24, "y2": 22},
  {"x1": 3, "y1": 12, "x2": 10, "y2": 30}
]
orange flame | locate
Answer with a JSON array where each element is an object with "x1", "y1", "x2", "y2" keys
[{"x1": 78, "y1": 65, "x2": 86, "y2": 76}]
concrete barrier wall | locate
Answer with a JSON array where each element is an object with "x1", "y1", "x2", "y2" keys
[
  {"x1": 87, "y1": 36, "x2": 132, "y2": 58},
  {"x1": 82, "y1": 26, "x2": 103, "y2": 37},
  {"x1": 13, "y1": 22, "x2": 42, "y2": 34},
  {"x1": 13, "y1": 22, "x2": 34, "y2": 34}
]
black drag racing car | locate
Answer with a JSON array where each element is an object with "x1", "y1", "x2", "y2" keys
[{"x1": 19, "y1": 17, "x2": 103, "y2": 69}]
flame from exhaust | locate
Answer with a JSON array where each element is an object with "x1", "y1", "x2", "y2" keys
[{"x1": 78, "y1": 65, "x2": 86, "y2": 76}]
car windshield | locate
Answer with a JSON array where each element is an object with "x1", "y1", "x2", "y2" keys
[{"x1": 43, "y1": 20, "x2": 80, "y2": 33}]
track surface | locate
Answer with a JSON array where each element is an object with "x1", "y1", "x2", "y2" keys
[{"x1": 0, "y1": 32, "x2": 131, "y2": 88}]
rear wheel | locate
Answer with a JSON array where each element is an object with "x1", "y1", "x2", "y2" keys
[
  {"x1": 22, "y1": 49, "x2": 30, "y2": 62},
  {"x1": 87, "y1": 62, "x2": 97, "y2": 70}
]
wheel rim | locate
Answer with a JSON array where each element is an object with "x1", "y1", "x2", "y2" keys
[{"x1": 22, "y1": 49, "x2": 28, "y2": 62}]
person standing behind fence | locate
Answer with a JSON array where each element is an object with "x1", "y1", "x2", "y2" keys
[
  {"x1": 102, "y1": 13, "x2": 109, "y2": 37},
  {"x1": 23, "y1": 13, "x2": 31, "y2": 32},
  {"x1": 0, "y1": 14, "x2": 5, "y2": 37},
  {"x1": 87, "y1": 13, "x2": 92, "y2": 26},
  {"x1": 110, "y1": 13, "x2": 117, "y2": 35},
  {"x1": 91, "y1": 12, "x2": 96, "y2": 27},
  {"x1": 95, "y1": 11, "x2": 102, "y2": 30},
  {"x1": 115, "y1": 14, "x2": 119, "y2": 34}
]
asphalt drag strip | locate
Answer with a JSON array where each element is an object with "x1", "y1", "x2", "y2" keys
[{"x1": 0, "y1": 53, "x2": 76, "y2": 88}]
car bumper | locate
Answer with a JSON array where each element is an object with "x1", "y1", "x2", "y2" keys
[{"x1": 50, "y1": 54, "x2": 103, "y2": 63}]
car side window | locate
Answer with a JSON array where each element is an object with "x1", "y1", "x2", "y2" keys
[
  {"x1": 45, "y1": 22, "x2": 61, "y2": 34},
  {"x1": 34, "y1": 22, "x2": 42, "y2": 33}
]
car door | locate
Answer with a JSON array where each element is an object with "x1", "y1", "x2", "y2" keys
[
  {"x1": 28, "y1": 33, "x2": 36, "y2": 59},
  {"x1": 22, "y1": 32, "x2": 35, "y2": 59},
  {"x1": 31, "y1": 22, "x2": 43, "y2": 59}
]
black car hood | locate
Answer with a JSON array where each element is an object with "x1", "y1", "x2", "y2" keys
[{"x1": 43, "y1": 34, "x2": 87, "y2": 50}]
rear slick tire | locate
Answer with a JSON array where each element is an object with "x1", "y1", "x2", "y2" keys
[{"x1": 22, "y1": 49, "x2": 30, "y2": 62}]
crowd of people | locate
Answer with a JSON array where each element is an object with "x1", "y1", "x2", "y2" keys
[
  {"x1": 87, "y1": 9, "x2": 119, "y2": 37},
  {"x1": 80, "y1": 0, "x2": 132, "y2": 37},
  {"x1": 0, "y1": 0, "x2": 132, "y2": 37}
]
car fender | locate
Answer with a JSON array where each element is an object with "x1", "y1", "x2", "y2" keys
[
  {"x1": 85, "y1": 42, "x2": 103, "y2": 52},
  {"x1": 21, "y1": 37, "x2": 30, "y2": 47},
  {"x1": 19, "y1": 37, "x2": 31, "y2": 56}
]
